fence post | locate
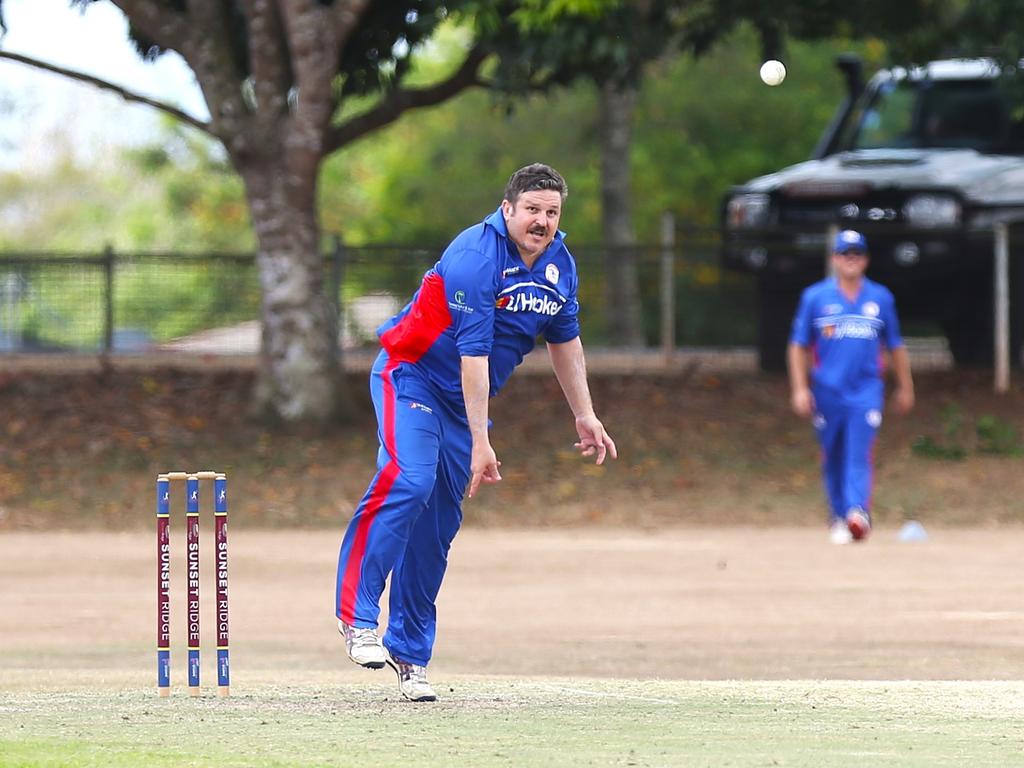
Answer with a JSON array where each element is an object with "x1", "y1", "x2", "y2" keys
[
  {"x1": 825, "y1": 223, "x2": 838, "y2": 277},
  {"x1": 660, "y1": 211, "x2": 676, "y2": 367},
  {"x1": 330, "y1": 234, "x2": 345, "y2": 350},
  {"x1": 994, "y1": 222, "x2": 1010, "y2": 394},
  {"x1": 103, "y1": 244, "x2": 114, "y2": 355}
]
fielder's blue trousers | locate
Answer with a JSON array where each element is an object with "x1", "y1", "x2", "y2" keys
[
  {"x1": 335, "y1": 351, "x2": 471, "y2": 667},
  {"x1": 812, "y1": 383, "x2": 882, "y2": 523}
]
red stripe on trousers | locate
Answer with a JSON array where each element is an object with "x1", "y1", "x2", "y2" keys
[{"x1": 339, "y1": 358, "x2": 401, "y2": 625}]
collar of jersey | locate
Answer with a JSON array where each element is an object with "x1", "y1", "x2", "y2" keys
[{"x1": 829, "y1": 275, "x2": 870, "y2": 304}]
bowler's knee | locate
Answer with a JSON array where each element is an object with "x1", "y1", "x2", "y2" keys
[{"x1": 394, "y1": 466, "x2": 437, "y2": 505}]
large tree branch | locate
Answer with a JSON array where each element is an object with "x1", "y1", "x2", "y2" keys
[
  {"x1": 239, "y1": 0, "x2": 290, "y2": 117},
  {"x1": 279, "y1": 0, "x2": 344, "y2": 181},
  {"x1": 281, "y1": 0, "x2": 339, "y2": 113},
  {"x1": 175, "y1": 4, "x2": 251, "y2": 146},
  {"x1": 0, "y1": 50, "x2": 212, "y2": 135},
  {"x1": 326, "y1": 45, "x2": 489, "y2": 152}
]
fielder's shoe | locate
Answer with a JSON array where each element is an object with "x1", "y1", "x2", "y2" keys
[
  {"x1": 846, "y1": 508, "x2": 871, "y2": 541},
  {"x1": 385, "y1": 649, "x2": 437, "y2": 702},
  {"x1": 338, "y1": 620, "x2": 386, "y2": 669},
  {"x1": 829, "y1": 520, "x2": 853, "y2": 545}
]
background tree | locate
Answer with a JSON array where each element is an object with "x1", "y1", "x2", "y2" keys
[
  {"x1": 482, "y1": 0, "x2": 682, "y2": 346},
  {"x1": 894, "y1": 0, "x2": 1024, "y2": 64},
  {"x1": 0, "y1": 0, "x2": 1005, "y2": 420},
  {"x1": 476, "y1": 0, "x2": 961, "y2": 345},
  {"x1": 0, "y1": 28, "x2": 872, "y2": 247},
  {"x1": 0, "y1": 0, "x2": 493, "y2": 425},
  {"x1": 0, "y1": 0, "x2": 703, "y2": 418}
]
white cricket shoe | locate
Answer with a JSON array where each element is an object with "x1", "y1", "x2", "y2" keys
[
  {"x1": 338, "y1": 620, "x2": 386, "y2": 669},
  {"x1": 386, "y1": 650, "x2": 437, "y2": 702},
  {"x1": 829, "y1": 520, "x2": 853, "y2": 545}
]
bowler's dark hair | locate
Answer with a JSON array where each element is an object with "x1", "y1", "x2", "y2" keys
[{"x1": 503, "y1": 163, "x2": 568, "y2": 204}]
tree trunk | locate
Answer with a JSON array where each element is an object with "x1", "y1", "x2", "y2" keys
[
  {"x1": 241, "y1": 163, "x2": 350, "y2": 425},
  {"x1": 599, "y1": 79, "x2": 645, "y2": 347}
]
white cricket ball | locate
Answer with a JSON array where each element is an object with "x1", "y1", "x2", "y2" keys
[{"x1": 759, "y1": 59, "x2": 786, "y2": 86}]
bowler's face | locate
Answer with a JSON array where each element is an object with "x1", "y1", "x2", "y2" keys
[
  {"x1": 832, "y1": 250, "x2": 869, "y2": 280},
  {"x1": 502, "y1": 190, "x2": 562, "y2": 262}
]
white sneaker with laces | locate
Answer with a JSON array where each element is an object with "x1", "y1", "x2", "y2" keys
[
  {"x1": 338, "y1": 620, "x2": 386, "y2": 669},
  {"x1": 386, "y1": 649, "x2": 437, "y2": 702},
  {"x1": 829, "y1": 520, "x2": 853, "y2": 545}
]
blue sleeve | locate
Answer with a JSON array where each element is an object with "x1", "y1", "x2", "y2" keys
[
  {"x1": 882, "y1": 290, "x2": 904, "y2": 349},
  {"x1": 544, "y1": 266, "x2": 581, "y2": 344},
  {"x1": 440, "y1": 248, "x2": 497, "y2": 357},
  {"x1": 789, "y1": 288, "x2": 814, "y2": 346}
]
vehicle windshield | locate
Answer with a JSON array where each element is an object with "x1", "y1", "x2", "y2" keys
[{"x1": 838, "y1": 76, "x2": 1024, "y2": 155}]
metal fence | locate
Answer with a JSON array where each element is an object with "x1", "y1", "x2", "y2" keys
[{"x1": 0, "y1": 228, "x2": 757, "y2": 356}]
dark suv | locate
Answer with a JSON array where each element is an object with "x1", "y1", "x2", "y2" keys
[{"x1": 721, "y1": 56, "x2": 1024, "y2": 370}]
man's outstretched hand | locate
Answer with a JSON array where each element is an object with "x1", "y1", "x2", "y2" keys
[
  {"x1": 574, "y1": 415, "x2": 618, "y2": 465},
  {"x1": 467, "y1": 441, "x2": 502, "y2": 498}
]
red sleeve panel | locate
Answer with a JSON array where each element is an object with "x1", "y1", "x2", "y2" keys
[{"x1": 379, "y1": 272, "x2": 453, "y2": 364}]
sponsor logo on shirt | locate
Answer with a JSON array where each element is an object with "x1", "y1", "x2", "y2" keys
[
  {"x1": 409, "y1": 402, "x2": 433, "y2": 414},
  {"x1": 498, "y1": 292, "x2": 564, "y2": 316},
  {"x1": 502, "y1": 266, "x2": 523, "y2": 277},
  {"x1": 449, "y1": 289, "x2": 475, "y2": 314},
  {"x1": 821, "y1": 320, "x2": 878, "y2": 340},
  {"x1": 817, "y1": 315, "x2": 881, "y2": 340},
  {"x1": 823, "y1": 303, "x2": 843, "y2": 315}
]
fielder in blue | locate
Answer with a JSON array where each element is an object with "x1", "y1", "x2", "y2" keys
[
  {"x1": 787, "y1": 230, "x2": 915, "y2": 544},
  {"x1": 335, "y1": 164, "x2": 617, "y2": 701}
]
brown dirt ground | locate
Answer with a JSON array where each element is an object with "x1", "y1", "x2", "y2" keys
[
  {"x1": 1, "y1": 528, "x2": 1022, "y2": 687},
  {"x1": 2, "y1": 362, "x2": 1023, "y2": 687},
  {"x1": 2, "y1": 365, "x2": 1024, "y2": 530}
]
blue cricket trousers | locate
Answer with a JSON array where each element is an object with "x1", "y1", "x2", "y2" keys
[
  {"x1": 812, "y1": 382, "x2": 882, "y2": 522},
  {"x1": 335, "y1": 350, "x2": 471, "y2": 667}
]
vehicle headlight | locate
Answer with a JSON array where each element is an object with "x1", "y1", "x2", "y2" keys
[
  {"x1": 726, "y1": 193, "x2": 771, "y2": 229},
  {"x1": 902, "y1": 195, "x2": 961, "y2": 227}
]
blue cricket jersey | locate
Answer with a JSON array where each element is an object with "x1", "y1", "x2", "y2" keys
[
  {"x1": 789, "y1": 276, "x2": 904, "y2": 398},
  {"x1": 376, "y1": 207, "x2": 580, "y2": 407}
]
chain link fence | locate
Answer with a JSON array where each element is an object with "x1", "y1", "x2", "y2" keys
[{"x1": 0, "y1": 228, "x2": 758, "y2": 357}]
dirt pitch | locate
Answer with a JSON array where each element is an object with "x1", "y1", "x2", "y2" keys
[{"x1": 2, "y1": 526, "x2": 1023, "y2": 691}]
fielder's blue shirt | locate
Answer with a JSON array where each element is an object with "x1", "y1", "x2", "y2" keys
[
  {"x1": 789, "y1": 276, "x2": 904, "y2": 398},
  {"x1": 376, "y1": 207, "x2": 580, "y2": 407}
]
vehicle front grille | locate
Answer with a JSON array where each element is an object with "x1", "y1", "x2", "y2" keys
[{"x1": 778, "y1": 197, "x2": 905, "y2": 226}]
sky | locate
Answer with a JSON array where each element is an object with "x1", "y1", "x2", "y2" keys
[{"x1": 0, "y1": 0, "x2": 208, "y2": 170}]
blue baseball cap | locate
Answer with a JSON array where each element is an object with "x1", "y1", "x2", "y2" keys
[{"x1": 833, "y1": 229, "x2": 868, "y2": 254}]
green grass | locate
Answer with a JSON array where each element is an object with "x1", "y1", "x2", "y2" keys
[{"x1": 1, "y1": 679, "x2": 1021, "y2": 767}]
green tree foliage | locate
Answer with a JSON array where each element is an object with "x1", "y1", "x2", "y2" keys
[
  {"x1": 319, "y1": 27, "x2": 880, "y2": 242},
  {"x1": 677, "y1": 0, "x2": 956, "y2": 58},
  {"x1": 0, "y1": 120, "x2": 251, "y2": 252},
  {"x1": 0, "y1": 27, "x2": 880, "y2": 247},
  {"x1": 4, "y1": 1, "x2": 1015, "y2": 364},
  {"x1": 480, "y1": 0, "x2": 677, "y2": 91},
  {"x1": 882, "y1": 0, "x2": 1022, "y2": 63},
  {"x1": 120, "y1": 123, "x2": 253, "y2": 251}
]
